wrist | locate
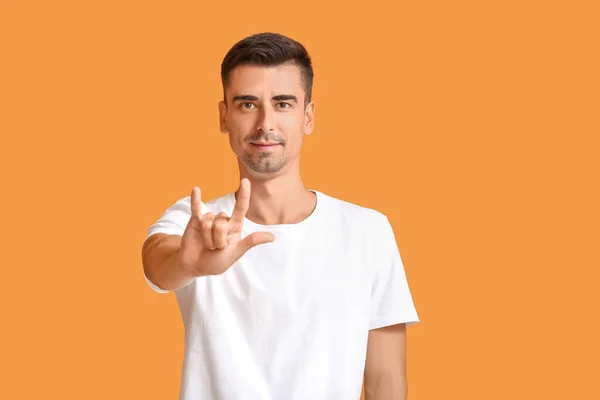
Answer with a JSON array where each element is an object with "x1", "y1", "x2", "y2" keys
[{"x1": 175, "y1": 248, "x2": 206, "y2": 279}]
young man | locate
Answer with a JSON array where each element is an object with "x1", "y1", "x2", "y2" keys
[{"x1": 142, "y1": 32, "x2": 420, "y2": 400}]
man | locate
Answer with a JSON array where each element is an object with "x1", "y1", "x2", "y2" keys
[{"x1": 142, "y1": 32, "x2": 419, "y2": 400}]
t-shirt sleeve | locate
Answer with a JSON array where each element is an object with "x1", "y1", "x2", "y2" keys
[
  {"x1": 142, "y1": 196, "x2": 197, "y2": 294},
  {"x1": 369, "y1": 214, "x2": 420, "y2": 330}
]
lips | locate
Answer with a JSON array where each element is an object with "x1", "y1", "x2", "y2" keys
[{"x1": 250, "y1": 142, "x2": 280, "y2": 151}]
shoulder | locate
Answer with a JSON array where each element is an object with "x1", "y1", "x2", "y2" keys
[{"x1": 317, "y1": 191, "x2": 389, "y2": 229}]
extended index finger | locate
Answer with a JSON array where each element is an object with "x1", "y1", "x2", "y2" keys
[
  {"x1": 230, "y1": 179, "x2": 250, "y2": 225},
  {"x1": 190, "y1": 186, "x2": 202, "y2": 218}
]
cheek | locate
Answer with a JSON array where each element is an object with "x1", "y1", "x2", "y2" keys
[
  {"x1": 228, "y1": 113, "x2": 253, "y2": 131},
  {"x1": 226, "y1": 115, "x2": 253, "y2": 143},
  {"x1": 282, "y1": 113, "x2": 304, "y2": 129},
  {"x1": 282, "y1": 115, "x2": 306, "y2": 142}
]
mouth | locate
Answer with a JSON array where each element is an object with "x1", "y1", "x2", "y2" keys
[{"x1": 250, "y1": 142, "x2": 281, "y2": 150}]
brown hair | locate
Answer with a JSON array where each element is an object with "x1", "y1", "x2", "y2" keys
[{"x1": 221, "y1": 32, "x2": 314, "y2": 107}]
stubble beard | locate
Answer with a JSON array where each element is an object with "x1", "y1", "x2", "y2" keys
[{"x1": 242, "y1": 151, "x2": 289, "y2": 173}]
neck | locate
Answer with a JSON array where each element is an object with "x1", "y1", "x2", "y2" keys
[{"x1": 236, "y1": 160, "x2": 316, "y2": 226}]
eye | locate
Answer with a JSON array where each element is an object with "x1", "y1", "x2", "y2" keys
[
  {"x1": 278, "y1": 102, "x2": 292, "y2": 109},
  {"x1": 241, "y1": 102, "x2": 256, "y2": 110}
]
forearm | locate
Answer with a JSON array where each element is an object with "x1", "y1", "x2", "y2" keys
[
  {"x1": 143, "y1": 234, "x2": 197, "y2": 292},
  {"x1": 364, "y1": 375, "x2": 407, "y2": 400}
]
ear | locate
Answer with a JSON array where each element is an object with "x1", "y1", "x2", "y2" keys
[
  {"x1": 218, "y1": 100, "x2": 228, "y2": 134},
  {"x1": 304, "y1": 101, "x2": 315, "y2": 135}
]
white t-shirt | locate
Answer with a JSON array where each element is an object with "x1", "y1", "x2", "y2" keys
[{"x1": 143, "y1": 189, "x2": 420, "y2": 400}]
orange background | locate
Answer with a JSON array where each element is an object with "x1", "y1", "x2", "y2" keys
[{"x1": 1, "y1": 0, "x2": 599, "y2": 399}]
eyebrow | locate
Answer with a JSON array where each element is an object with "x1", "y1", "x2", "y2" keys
[{"x1": 232, "y1": 94, "x2": 298, "y2": 103}]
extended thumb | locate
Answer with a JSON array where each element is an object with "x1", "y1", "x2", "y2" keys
[{"x1": 233, "y1": 232, "x2": 275, "y2": 260}]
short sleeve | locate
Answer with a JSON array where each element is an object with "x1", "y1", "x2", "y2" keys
[
  {"x1": 369, "y1": 215, "x2": 420, "y2": 330},
  {"x1": 142, "y1": 196, "x2": 199, "y2": 294}
]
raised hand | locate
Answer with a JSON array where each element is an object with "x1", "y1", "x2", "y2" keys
[{"x1": 178, "y1": 178, "x2": 275, "y2": 276}]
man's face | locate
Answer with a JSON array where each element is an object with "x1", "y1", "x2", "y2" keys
[{"x1": 218, "y1": 63, "x2": 314, "y2": 176}]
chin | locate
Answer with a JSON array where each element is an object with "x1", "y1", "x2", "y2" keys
[{"x1": 245, "y1": 160, "x2": 288, "y2": 174}]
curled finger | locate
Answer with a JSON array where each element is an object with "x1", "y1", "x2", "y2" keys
[
  {"x1": 212, "y1": 212, "x2": 229, "y2": 250},
  {"x1": 200, "y1": 212, "x2": 216, "y2": 250}
]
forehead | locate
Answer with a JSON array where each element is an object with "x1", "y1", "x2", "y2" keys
[{"x1": 227, "y1": 63, "x2": 304, "y2": 98}]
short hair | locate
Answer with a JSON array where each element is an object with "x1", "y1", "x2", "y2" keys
[{"x1": 221, "y1": 32, "x2": 314, "y2": 107}]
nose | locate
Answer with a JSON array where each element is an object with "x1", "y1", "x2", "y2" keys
[{"x1": 255, "y1": 105, "x2": 275, "y2": 132}]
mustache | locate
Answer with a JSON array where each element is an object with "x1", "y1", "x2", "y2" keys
[{"x1": 246, "y1": 133, "x2": 286, "y2": 145}]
